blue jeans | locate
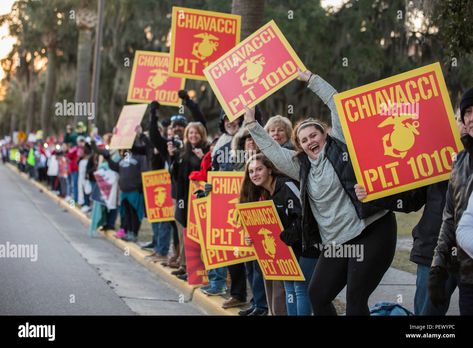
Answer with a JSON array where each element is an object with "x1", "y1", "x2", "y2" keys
[
  {"x1": 151, "y1": 222, "x2": 171, "y2": 256},
  {"x1": 246, "y1": 261, "x2": 268, "y2": 310},
  {"x1": 414, "y1": 264, "x2": 458, "y2": 315},
  {"x1": 67, "y1": 171, "x2": 79, "y2": 202},
  {"x1": 284, "y1": 257, "x2": 317, "y2": 316},
  {"x1": 208, "y1": 267, "x2": 227, "y2": 291},
  {"x1": 106, "y1": 208, "x2": 117, "y2": 229}
]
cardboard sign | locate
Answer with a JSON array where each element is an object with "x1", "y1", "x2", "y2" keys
[
  {"x1": 206, "y1": 172, "x2": 253, "y2": 252},
  {"x1": 186, "y1": 180, "x2": 205, "y2": 243},
  {"x1": 142, "y1": 170, "x2": 174, "y2": 222},
  {"x1": 127, "y1": 51, "x2": 185, "y2": 106},
  {"x1": 184, "y1": 231, "x2": 208, "y2": 286},
  {"x1": 237, "y1": 200, "x2": 304, "y2": 281},
  {"x1": 334, "y1": 63, "x2": 463, "y2": 201},
  {"x1": 193, "y1": 198, "x2": 256, "y2": 270},
  {"x1": 169, "y1": 7, "x2": 241, "y2": 80},
  {"x1": 204, "y1": 20, "x2": 306, "y2": 121},
  {"x1": 109, "y1": 104, "x2": 148, "y2": 149}
]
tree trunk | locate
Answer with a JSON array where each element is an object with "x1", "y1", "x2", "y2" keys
[
  {"x1": 26, "y1": 69, "x2": 37, "y2": 133},
  {"x1": 231, "y1": 0, "x2": 266, "y2": 39},
  {"x1": 74, "y1": 29, "x2": 93, "y2": 125},
  {"x1": 40, "y1": 44, "x2": 57, "y2": 135},
  {"x1": 74, "y1": 7, "x2": 97, "y2": 125}
]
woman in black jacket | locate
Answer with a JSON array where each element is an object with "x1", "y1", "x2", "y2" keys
[
  {"x1": 241, "y1": 153, "x2": 318, "y2": 315},
  {"x1": 169, "y1": 122, "x2": 209, "y2": 278}
]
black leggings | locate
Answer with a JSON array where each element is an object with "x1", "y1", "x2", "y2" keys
[
  {"x1": 308, "y1": 211, "x2": 397, "y2": 316},
  {"x1": 122, "y1": 199, "x2": 141, "y2": 236}
]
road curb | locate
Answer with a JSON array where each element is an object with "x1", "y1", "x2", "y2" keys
[{"x1": 6, "y1": 163, "x2": 241, "y2": 316}]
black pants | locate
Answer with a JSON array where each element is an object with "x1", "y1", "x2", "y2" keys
[
  {"x1": 228, "y1": 263, "x2": 247, "y2": 301},
  {"x1": 459, "y1": 283, "x2": 473, "y2": 315},
  {"x1": 309, "y1": 211, "x2": 397, "y2": 316},
  {"x1": 122, "y1": 199, "x2": 141, "y2": 236}
]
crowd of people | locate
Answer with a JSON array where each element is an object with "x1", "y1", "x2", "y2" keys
[{"x1": 1, "y1": 70, "x2": 473, "y2": 316}]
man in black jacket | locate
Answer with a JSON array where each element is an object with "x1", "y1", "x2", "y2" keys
[
  {"x1": 429, "y1": 87, "x2": 473, "y2": 315},
  {"x1": 411, "y1": 182, "x2": 458, "y2": 315}
]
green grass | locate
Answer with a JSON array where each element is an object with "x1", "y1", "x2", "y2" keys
[
  {"x1": 391, "y1": 249, "x2": 416, "y2": 275},
  {"x1": 395, "y1": 208, "x2": 423, "y2": 237}
]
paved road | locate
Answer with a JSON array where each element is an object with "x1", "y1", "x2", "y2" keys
[{"x1": 0, "y1": 165, "x2": 202, "y2": 315}]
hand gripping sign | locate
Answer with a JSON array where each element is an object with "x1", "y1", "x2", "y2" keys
[
  {"x1": 142, "y1": 170, "x2": 174, "y2": 222},
  {"x1": 236, "y1": 200, "x2": 304, "y2": 281},
  {"x1": 109, "y1": 104, "x2": 148, "y2": 149},
  {"x1": 127, "y1": 51, "x2": 185, "y2": 106},
  {"x1": 334, "y1": 63, "x2": 463, "y2": 202},
  {"x1": 204, "y1": 20, "x2": 306, "y2": 121},
  {"x1": 193, "y1": 198, "x2": 256, "y2": 270},
  {"x1": 206, "y1": 172, "x2": 254, "y2": 252},
  {"x1": 170, "y1": 7, "x2": 241, "y2": 80}
]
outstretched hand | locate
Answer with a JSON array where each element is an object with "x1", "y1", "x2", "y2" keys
[{"x1": 244, "y1": 106, "x2": 256, "y2": 126}]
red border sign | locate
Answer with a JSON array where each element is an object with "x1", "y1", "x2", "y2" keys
[
  {"x1": 334, "y1": 63, "x2": 463, "y2": 201},
  {"x1": 204, "y1": 20, "x2": 306, "y2": 121},
  {"x1": 237, "y1": 200, "x2": 304, "y2": 281},
  {"x1": 193, "y1": 198, "x2": 256, "y2": 270},
  {"x1": 142, "y1": 170, "x2": 174, "y2": 222},
  {"x1": 169, "y1": 7, "x2": 241, "y2": 80},
  {"x1": 206, "y1": 172, "x2": 253, "y2": 252},
  {"x1": 127, "y1": 51, "x2": 186, "y2": 106}
]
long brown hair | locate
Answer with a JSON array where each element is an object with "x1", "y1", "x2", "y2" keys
[
  {"x1": 240, "y1": 153, "x2": 281, "y2": 203},
  {"x1": 291, "y1": 118, "x2": 328, "y2": 156}
]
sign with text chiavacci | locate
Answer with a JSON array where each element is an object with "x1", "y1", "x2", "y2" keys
[
  {"x1": 237, "y1": 200, "x2": 304, "y2": 281},
  {"x1": 193, "y1": 198, "x2": 256, "y2": 270},
  {"x1": 127, "y1": 51, "x2": 185, "y2": 106},
  {"x1": 142, "y1": 170, "x2": 174, "y2": 222},
  {"x1": 169, "y1": 7, "x2": 241, "y2": 80},
  {"x1": 109, "y1": 104, "x2": 147, "y2": 149},
  {"x1": 334, "y1": 63, "x2": 463, "y2": 201},
  {"x1": 206, "y1": 172, "x2": 253, "y2": 252},
  {"x1": 204, "y1": 20, "x2": 306, "y2": 121}
]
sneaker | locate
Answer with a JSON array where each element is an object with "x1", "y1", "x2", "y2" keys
[
  {"x1": 80, "y1": 205, "x2": 90, "y2": 213},
  {"x1": 238, "y1": 307, "x2": 255, "y2": 316},
  {"x1": 171, "y1": 268, "x2": 186, "y2": 276},
  {"x1": 121, "y1": 232, "x2": 137, "y2": 242},
  {"x1": 247, "y1": 308, "x2": 268, "y2": 316},
  {"x1": 200, "y1": 284, "x2": 212, "y2": 292},
  {"x1": 115, "y1": 228, "x2": 126, "y2": 238},
  {"x1": 222, "y1": 297, "x2": 247, "y2": 309},
  {"x1": 140, "y1": 242, "x2": 155, "y2": 250},
  {"x1": 176, "y1": 273, "x2": 188, "y2": 281},
  {"x1": 201, "y1": 287, "x2": 227, "y2": 296}
]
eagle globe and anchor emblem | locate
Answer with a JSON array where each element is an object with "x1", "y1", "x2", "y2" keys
[{"x1": 378, "y1": 113, "x2": 420, "y2": 159}]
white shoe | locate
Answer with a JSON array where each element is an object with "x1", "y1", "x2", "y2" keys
[{"x1": 80, "y1": 206, "x2": 90, "y2": 213}]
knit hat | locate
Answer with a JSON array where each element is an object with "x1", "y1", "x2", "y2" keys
[{"x1": 461, "y1": 87, "x2": 473, "y2": 122}]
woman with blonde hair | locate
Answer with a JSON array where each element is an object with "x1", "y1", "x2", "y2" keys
[
  {"x1": 264, "y1": 115, "x2": 294, "y2": 149},
  {"x1": 169, "y1": 121, "x2": 210, "y2": 280}
]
